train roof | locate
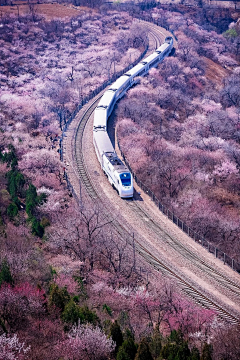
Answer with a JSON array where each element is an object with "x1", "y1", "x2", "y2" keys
[
  {"x1": 142, "y1": 52, "x2": 159, "y2": 64},
  {"x1": 93, "y1": 130, "x2": 114, "y2": 155},
  {"x1": 93, "y1": 107, "x2": 107, "y2": 129},
  {"x1": 105, "y1": 152, "x2": 129, "y2": 172},
  {"x1": 125, "y1": 63, "x2": 145, "y2": 77},
  {"x1": 97, "y1": 90, "x2": 116, "y2": 108},
  {"x1": 156, "y1": 42, "x2": 170, "y2": 53},
  {"x1": 109, "y1": 75, "x2": 130, "y2": 91}
]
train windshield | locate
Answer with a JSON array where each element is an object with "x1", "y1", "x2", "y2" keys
[{"x1": 120, "y1": 173, "x2": 131, "y2": 186}]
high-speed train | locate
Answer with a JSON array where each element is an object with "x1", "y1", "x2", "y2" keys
[{"x1": 93, "y1": 36, "x2": 174, "y2": 198}]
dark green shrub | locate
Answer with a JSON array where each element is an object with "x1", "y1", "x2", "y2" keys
[
  {"x1": 191, "y1": 347, "x2": 200, "y2": 360},
  {"x1": 37, "y1": 193, "x2": 47, "y2": 205},
  {"x1": 40, "y1": 216, "x2": 50, "y2": 228},
  {"x1": 49, "y1": 284, "x2": 70, "y2": 312},
  {"x1": 200, "y1": 343, "x2": 212, "y2": 360},
  {"x1": 110, "y1": 320, "x2": 123, "y2": 353},
  {"x1": 117, "y1": 336, "x2": 137, "y2": 360},
  {"x1": 61, "y1": 302, "x2": 99, "y2": 326},
  {"x1": 161, "y1": 332, "x2": 192, "y2": 360},
  {"x1": 149, "y1": 330, "x2": 162, "y2": 359},
  {"x1": 78, "y1": 305, "x2": 99, "y2": 325},
  {"x1": 0, "y1": 259, "x2": 13, "y2": 286},
  {"x1": 26, "y1": 184, "x2": 38, "y2": 216},
  {"x1": 7, "y1": 202, "x2": 18, "y2": 219},
  {"x1": 15, "y1": 172, "x2": 25, "y2": 196},
  {"x1": 7, "y1": 170, "x2": 25, "y2": 199},
  {"x1": 102, "y1": 303, "x2": 112, "y2": 316},
  {"x1": 31, "y1": 217, "x2": 44, "y2": 238},
  {"x1": 61, "y1": 298, "x2": 81, "y2": 325},
  {"x1": 135, "y1": 338, "x2": 153, "y2": 360}
]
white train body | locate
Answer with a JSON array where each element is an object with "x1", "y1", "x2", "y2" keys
[
  {"x1": 93, "y1": 129, "x2": 133, "y2": 198},
  {"x1": 93, "y1": 36, "x2": 173, "y2": 199}
]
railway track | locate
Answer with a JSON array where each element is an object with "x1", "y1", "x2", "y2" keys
[
  {"x1": 74, "y1": 96, "x2": 101, "y2": 200},
  {"x1": 68, "y1": 23, "x2": 240, "y2": 325},
  {"x1": 127, "y1": 201, "x2": 240, "y2": 298}
]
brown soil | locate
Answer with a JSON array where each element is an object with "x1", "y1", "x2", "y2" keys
[
  {"x1": 203, "y1": 56, "x2": 229, "y2": 89},
  {"x1": 0, "y1": 3, "x2": 92, "y2": 20}
]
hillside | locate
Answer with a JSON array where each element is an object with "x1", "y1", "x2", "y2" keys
[{"x1": 0, "y1": 1, "x2": 240, "y2": 359}]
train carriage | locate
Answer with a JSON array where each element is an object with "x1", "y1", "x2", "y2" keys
[{"x1": 93, "y1": 36, "x2": 173, "y2": 199}]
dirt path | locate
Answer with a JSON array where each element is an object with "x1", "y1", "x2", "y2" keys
[{"x1": 63, "y1": 23, "x2": 240, "y2": 321}]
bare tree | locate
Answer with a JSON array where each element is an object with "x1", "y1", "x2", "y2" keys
[
  {"x1": 51, "y1": 204, "x2": 112, "y2": 273},
  {"x1": 99, "y1": 233, "x2": 141, "y2": 287}
]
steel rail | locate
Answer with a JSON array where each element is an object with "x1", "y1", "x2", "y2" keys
[{"x1": 71, "y1": 26, "x2": 240, "y2": 325}]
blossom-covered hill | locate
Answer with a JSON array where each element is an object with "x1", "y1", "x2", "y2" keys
[{"x1": 116, "y1": 6, "x2": 240, "y2": 262}]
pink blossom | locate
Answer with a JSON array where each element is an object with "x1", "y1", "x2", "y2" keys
[
  {"x1": 0, "y1": 333, "x2": 30, "y2": 360},
  {"x1": 55, "y1": 323, "x2": 115, "y2": 360},
  {"x1": 54, "y1": 273, "x2": 78, "y2": 295}
]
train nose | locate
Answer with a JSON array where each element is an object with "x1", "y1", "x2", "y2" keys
[{"x1": 120, "y1": 187, "x2": 133, "y2": 198}]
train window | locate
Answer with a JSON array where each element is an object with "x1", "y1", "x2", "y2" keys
[
  {"x1": 120, "y1": 173, "x2": 131, "y2": 186},
  {"x1": 150, "y1": 58, "x2": 159, "y2": 67},
  {"x1": 138, "y1": 69, "x2": 145, "y2": 76}
]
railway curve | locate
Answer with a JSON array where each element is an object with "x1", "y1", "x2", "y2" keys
[{"x1": 63, "y1": 22, "x2": 240, "y2": 324}]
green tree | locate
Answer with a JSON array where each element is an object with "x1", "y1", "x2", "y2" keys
[
  {"x1": 102, "y1": 303, "x2": 112, "y2": 316},
  {"x1": 110, "y1": 320, "x2": 123, "y2": 353},
  {"x1": 200, "y1": 343, "x2": 212, "y2": 360},
  {"x1": 161, "y1": 330, "x2": 191, "y2": 360},
  {"x1": 78, "y1": 305, "x2": 99, "y2": 325},
  {"x1": 48, "y1": 284, "x2": 70, "y2": 312},
  {"x1": 169, "y1": 330, "x2": 183, "y2": 344},
  {"x1": 149, "y1": 330, "x2": 162, "y2": 359},
  {"x1": 61, "y1": 302, "x2": 100, "y2": 326},
  {"x1": 191, "y1": 347, "x2": 200, "y2": 360},
  {"x1": 1, "y1": 145, "x2": 17, "y2": 167},
  {"x1": 224, "y1": 28, "x2": 238, "y2": 39},
  {"x1": 26, "y1": 184, "x2": 38, "y2": 217},
  {"x1": 117, "y1": 338, "x2": 137, "y2": 360},
  {"x1": 0, "y1": 259, "x2": 13, "y2": 286},
  {"x1": 15, "y1": 172, "x2": 25, "y2": 197},
  {"x1": 31, "y1": 217, "x2": 44, "y2": 238},
  {"x1": 7, "y1": 171, "x2": 18, "y2": 199},
  {"x1": 161, "y1": 342, "x2": 178, "y2": 360},
  {"x1": 176, "y1": 341, "x2": 191, "y2": 360},
  {"x1": 61, "y1": 298, "x2": 81, "y2": 325},
  {"x1": 7, "y1": 202, "x2": 18, "y2": 219},
  {"x1": 135, "y1": 338, "x2": 153, "y2": 360}
]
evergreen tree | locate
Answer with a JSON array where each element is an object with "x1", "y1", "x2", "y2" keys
[
  {"x1": 160, "y1": 330, "x2": 191, "y2": 360},
  {"x1": 191, "y1": 347, "x2": 200, "y2": 360},
  {"x1": 11, "y1": 156, "x2": 18, "y2": 170},
  {"x1": 26, "y1": 184, "x2": 38, "y2": 217},
  {"x1": 110, "y1": 320, "x2": 123, "y2": 353},
  {"x1": 117, "y1": 336, "x2": 137, "y2": 360},
  {"x1": 48, "y1": 284, "x2": 70, "y2": 312},
  {"x1": 169, "y1": 330, "x2": 183, "y2": 344},
  {"x1": 200, "y1": 343, "x2": 212, "y2": 360},
  {"x1": 0, "y1": 259, "x2": 13, "y2": 286},
  {"x1": 7, "y1": 203, "x2": 18, "y2": 219},
  {"x1": 149, "y1": 329, "x2": 162, "y2": 359},
  {"x1": 161, "y1": 342, "x2": 178, "y2": 360},
  {"x1": 61, "y1": 298, "x2": 81, "y2": 325},
  {"x1": 134, "y1": 338, "x2": 153, "y2": 360},
  {"x1": 7, "y1": 170, "x2": 18, "y2": 199},
  {"x1": 78, "y1": 305, "x2": 99, "y2": 326},
  {"x1": 31, "y1": 217, "x2": 44, "y2": 238},
  {"x1": 15, "y1": 172, "x2": 25, "y2": 197},
  {"x1": 2, "y1": 145, "x2": 17, "y2": 167},
  {"x1": 117, "y1": 348, "x2": 131, "y2": 360},
  {"x1": 176, "y1": 341, "x2": 191, "y2": 360}
]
